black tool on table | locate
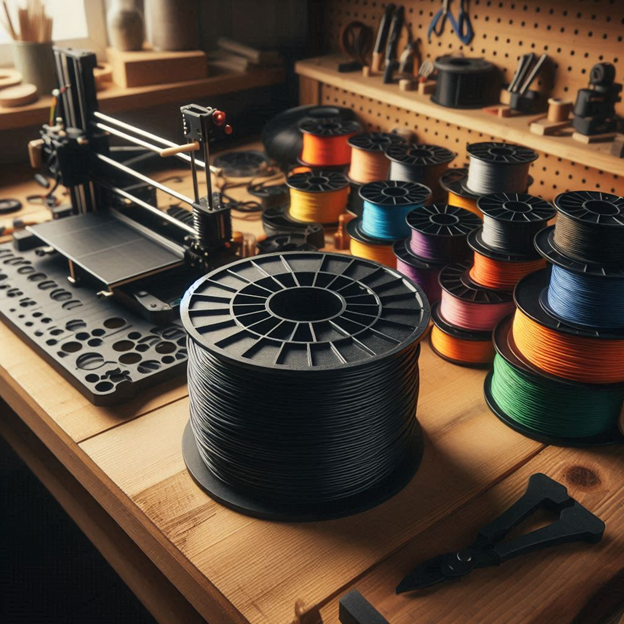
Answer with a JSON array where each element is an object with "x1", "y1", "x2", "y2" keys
[
  {"x1": 396, "y1": 473, "x2": 605, "y2": 594},
  {"x1": 339, "y1": 590, "x2": 388, "y2": 624},
  {"x1": 382, "y1": 6, "x2": 405, "y2": 84},
  {"x1": 0, "y1": 198, "x2": 22, "y2": 215},
  {"x1": 371, "y1": 3, "x2": 395, "y2": 73}
]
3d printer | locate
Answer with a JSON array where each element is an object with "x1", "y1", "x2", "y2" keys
[{"x1": 0, "y1": 47, "x2": 241, "y2": 404}]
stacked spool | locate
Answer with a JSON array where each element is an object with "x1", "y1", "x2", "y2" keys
[
  {"x1": 468, "y1": 193, "x2": 555, "y2": 292},
  {"x1": 298, "y1": 117, "x2": 362, "y2": 169},
  {"x1": 349, "y1": 180, "x2": 431, "y2": 268},
  {"x1": 440, "y1": 142, "x2": 537, "y2": 218},
  {"x1": 486, "y1": 190, "x2": 624, "y2": 446},
  {"x1": 385, "y1": 143, "x2": 456, "y2": 203},
  {"x1": 286, "y1": 170, "x2": 350, "y2": 225},
  {"x1": 347, "y1": 132, "x2": 405, "y2": 216},
  {"x1": 393, "y1": 203, "x2": 481, "y2": 304},
  {"x1": 431, "y1": 263, "x2": 515, "y2": 367}
]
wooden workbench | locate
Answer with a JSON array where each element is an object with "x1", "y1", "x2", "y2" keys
[{"x1": 1, "y1": 167, "x2": 623, "y2": 624}]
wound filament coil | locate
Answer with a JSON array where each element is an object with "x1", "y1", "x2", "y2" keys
[
  {"x1": 181, "y1": 252, "x2": 429, "y2": 521},
  {"x1": 485, "y1": 317, "x2": 624, "y2": 445},
  {"x1": 547, "y1": 266, "x2": 624, "y2": 330},
  {"x1": 287, "y1": 170, "x2": 350, "y2": 224},
  {"x1": 348, "y1": 218, "x2": 396, "y2": 267},
  {"x1": 439, "y1": 263, "x2": 515, "y2": 332},
  {"x1": 439, "y1": 168, "x2": 481, "y2": 217},
  {"x1": 406, "y1": 203, "x2": 481, "y2": 263},
  {"x1": 386, "y1": 143, "x2": 455, "y2": 202},
  {"x1": 430, "y1": 302, "x2": 494, "y2": 366},
  {"x1": 552, "y1": 191, "x2": 624, "y2": 267},
  {"x1": 348, "y1": 132, "x2": 405, "y2": 184},
  {"x1": 466, "y1": 142, "x2": 538, "y2": 195},
  {"x1": 360, "y1": 180, "x2": 431, "y2": 241},
  {"x1": 470, "y1": 252, "x2": 545, "y2": 291},
  {"x1": 393, "y1": 239, "x2": 444, "y2": 303},
  {"x1": 477, "y1": 193, "x2": 555, "y2": 256},
  {"x1": 512, "y1": 271, "x2": 624, "y2": 385},
  {"x1": 299, "y1": 118, "x2": 361, "y2": 167}
]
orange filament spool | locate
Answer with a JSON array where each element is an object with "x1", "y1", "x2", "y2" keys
[
  {"x1": 470, "y1": 251, "x2": 545, "y2": 291},
  {"x1": 430, "y1": 303, "x2": 494, "y2": 367},
  {"x1": 439, "y1": 168, "x2": 482, "y2": 218},
  {"x1": 512, "y1": 271, "x2": 624, "y2": 385},
  {"x1": 348, "y1": 132, "x2": 405, "y2": 184},
  {"x1": 299, "y1": 118, "x2": 361, "y2": 167},
  {"x1": 287, "y1": 170, "x2": 350, "y2": 224},
  {"x1": 348, "y1": 218, "x2": 396, "y2": 267}
]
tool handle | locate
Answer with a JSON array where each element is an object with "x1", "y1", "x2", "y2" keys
[
  {"x1": 455, "y1": 1, "x2": 474, "y2": 45},
  {"x1": 427, "y1": 9, "x2": 445, "y2": 42},
  {"x1": 493, "y1": 502, "x2": 605, "y2": 563},
  {"x1": 473, "y1": 473, "x2": 571, "y2": 548},
  {"x1": 374, "y1": 4, "x2": 395, "y2": 54}
]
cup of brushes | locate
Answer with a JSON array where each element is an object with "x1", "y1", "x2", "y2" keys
[{"x1": 2, "y1": 0, "x2": 55, "y2": 96}]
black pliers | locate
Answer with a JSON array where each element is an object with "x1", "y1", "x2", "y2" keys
[{"x1": 397, "y1": 473, "x2": 605, "y2": 594}]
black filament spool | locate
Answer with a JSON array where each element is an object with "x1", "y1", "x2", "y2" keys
[
  {"x1": 432, "y1": 56, "x2": 498, "y2": 109},
  {"x1": 181, "y1": 252, "x2": 430, "y2": 521},
  {"x1": 484, "y1": 316, "x2": 624, "y2": 447},
  {"x1": 347, "y1": 179, "x2": 364, "y2": 217},
  {"x1": 465, "y1": 142, "x2": 538, "y2": 196},
  {"x1": 386, "y1": 144, "x2": 456, "y2": 203},
  {"x1": 348, "y1": 131, "x2": 405, "y2": 153},
  {"x1": 551, "y1": 191, "x2": 624, "y2": 267},
  {"x1": 439, "y1": 262, "x2": 513, "y2": 305},
  {"x1": 440, "y1": 168, "x2": 480, "y2": 202},
  {"x1": 477, "y1": 193, "x2": 555, "y2": 257}
]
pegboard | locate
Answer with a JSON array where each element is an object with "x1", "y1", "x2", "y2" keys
[
  {"x1": 322, "y1": 0, "x2": 623, "y2": 107},
  {"x1": 303, "y1": 0, "x2": 624, "y2": 200},
  {"x1": 320, "y1": 83, "x2": 624, "y2": 198}
]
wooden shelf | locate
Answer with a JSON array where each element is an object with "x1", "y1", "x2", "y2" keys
[
  {"x1": 0, "y1": 66, "x2": 285, "y2": 132},
  {"x1": 295, "y1": 55, "x2": 624, "y2": 177}
]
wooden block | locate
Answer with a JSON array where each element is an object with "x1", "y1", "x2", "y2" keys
[
  {"x1": 530, "y1": 116, "x2": 572, "y2": 136},
  {"x1": 499, "y1": 89, "x2": 511, "y2": 105},
  {"x1": 0, "y1": 83, "x2": 38, "y2": 108},
  {"x1": 572, "y1": 131, "x2": 617, "y2": 144},
  {"x1": 94, "y1": 62, "x2": 113, "y2": 91},
  {"x1": 417, "y1": 80, "x2": 436, "y2": 96},
  {"x1": 610, "y1": 135, "x2": 624, "y2": 158},
  {"x1": 483, "y1": 105, "x2": 512, "y2": 118},
  {"x1": 107, "y1": 47, "x2": 207, "y2": 88}
]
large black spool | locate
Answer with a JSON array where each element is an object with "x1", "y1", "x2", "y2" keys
[
  {"x1": 432, "y1": 57, "x2": 498, "y2": 109},
  {"x1": 181, "y1": 252, "x2": 430, "y2": 521}
]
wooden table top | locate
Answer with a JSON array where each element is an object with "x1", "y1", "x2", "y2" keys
[{"x1": 1, "y1": 163, "x2": 623, "y2": 624}]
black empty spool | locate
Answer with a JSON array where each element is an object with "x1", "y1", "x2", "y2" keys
[
  {"x1": 465, "y1": 142, "x2": 538, "y2": 195},
  {"x1": 386, "y1": 144, "x2": 456, "y2": 202},
  {"x1": 406, "y1": 203, "x2": 481, "y2": 263},
  {"x1": 181, "y1": 252, "x2": 430, "y2": 521},
  {"x1": 484, "y1": 315, "x2": 624, "y2": 447},
  {"x1": 477, "y1": 193, "x2": 555, "y2": 257},
  {"x1": 551, "y1": 191, "x2": 624, "y2": 267},
  {"x1": 432, "y1": 57, "x2": 498, "y2": 109}
]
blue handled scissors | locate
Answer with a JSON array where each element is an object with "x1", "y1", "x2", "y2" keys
[{"x1": 428, "y1": 0, "x2": 474, "y2": 46}]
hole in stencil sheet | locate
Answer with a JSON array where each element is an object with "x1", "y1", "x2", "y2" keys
[
  {"x1": 113, "y1": 340, "x2": 134, "y2": 352},
  {"x1": 128, "y1": 331, "x2": 141, "y2": 340},
  {"x1": 138, "y1": 360, "x2": 161, "y2": 374},
  {"x1": 161, "y1": 355, "x2": 175, "y2": 364},
  {"x1": 104, "y1": 317, "x2": 126, "y2": 329},
  {"x1": 155, "y1": 341, "x2": 176, "y2": 354},
  {"x1": 85, "y1": 374, "x2": 99, "y2": 383},
  {"x1": 76, "y1": 352, "x2": 105, "y2": 370},
  {"x1": 28, "y1": 272, "x2": 47, "y2": 282},
  {"x1": 88, "y1": 338, "x2": 103, "y2": 347},
  {"x1": 61, "y1": 341, "x2": 82, "y2": 353},
  {"x1": 92, "y1": 328, "x2": 105, "y2": 336},
  {"x1": 95, "y1": 381, "x2": 113, "y2": 393},
  {"x1": 66, "y1": 319, "x2": 86, "y2": 331},
  {"x1": 76, "y1": 332, "x2": 90, "y2": 341},
  {"x1": 62, "y1": 300, "x2": 83, "y2": 311},
  {"x1": 119, "y1": 352, "x2": 141, "y2": 365}
]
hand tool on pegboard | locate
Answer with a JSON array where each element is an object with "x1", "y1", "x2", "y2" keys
[{"x1": 428, "y1": 0, "x2": 474, "y2": 46}]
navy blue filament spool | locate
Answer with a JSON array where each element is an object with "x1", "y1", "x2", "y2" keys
[
  {"x1": 547, "y1": 265, "x2": 624, "y2": 330},
  {"x1": 360, "y1": 180, "x2": 431, "y2": 241}
]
